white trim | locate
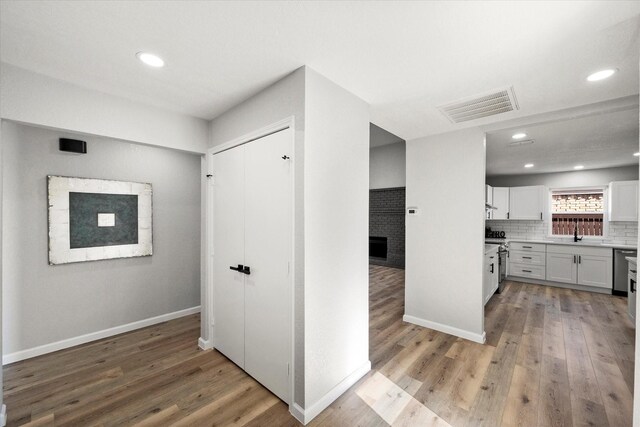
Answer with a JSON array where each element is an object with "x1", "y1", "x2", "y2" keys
[
  {"x1": 3, "y1": 306, "x2": 200, "y2": 365},
  {"x1": 403, "y1": 314, "x2": 486, "y2": 344},
  {"x1": 206, "y1": 116, "x2": 296, "y2": 405},
  {"x1": 0, "y1": 404, "x2": 6, "y2": 427},
  {"x1": 289, "y1": 360, "x2": 371, "y2": 425},
  {"x1": 210, "y1": 117, "x2": 294, "y2": 155},
  {"x1": 198, "y1": 337, "x2": 212, "y2": 350}
]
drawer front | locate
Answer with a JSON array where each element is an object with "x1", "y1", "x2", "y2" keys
[
  {"x1": 509, "y1": 242, "x2": 546, "y2": 253},
  {"x1": 510, "y1": 250, "x2": 545, "y2": 266},
  {"x1": 546, "y1": 244, "x2": 612, "y2": 257},
  {"x1": 509, "y1": 263, "x2": 546, "y2": 280}
]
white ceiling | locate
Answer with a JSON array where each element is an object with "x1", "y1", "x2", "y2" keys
[
  {"x1": 486, "y1": 102, "x2": 639, "y2": 176},
  {"x1": 1, "y1": 1, "x2": 639, "y2": 141}
]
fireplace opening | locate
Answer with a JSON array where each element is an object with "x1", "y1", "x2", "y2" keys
[{"x1": 369, "y1": 236, "x2": 388, "y2": 259}]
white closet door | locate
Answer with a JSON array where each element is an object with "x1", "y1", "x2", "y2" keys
[
  {"x1": 213, "y1": 146, "x2": 246, "y2": 368},
  {"x1": 244, "y1": 128, "x2": 292, "y2": 403}
]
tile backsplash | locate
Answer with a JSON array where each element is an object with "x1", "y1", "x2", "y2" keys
[{"x1": 487, "y1": 219, "x2": 638, "y2": 246}]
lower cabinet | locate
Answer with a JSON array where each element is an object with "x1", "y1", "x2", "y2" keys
[
  {"x1": 545, "y1": 245, "x2": 612, "y2": 289},
  {"x1": 484, "y1": 249, "x2": 499, "y2": 305}
]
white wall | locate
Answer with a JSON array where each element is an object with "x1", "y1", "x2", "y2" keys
[
  {"x1": 207, "y1": 67, "x2": 370, "y2": 422},
  {"x1": 0, "y1": 63, "x2": 209, "y2": 154},
  {"x1": 0, "y1": 120, "x2": 4, "y2": 424},
  {"x1": 486, "y1": 165, "x2": 638, "y2": 188},
  {"x1": 370, "y1": 142, "x2": 406, "y2": 189},
  {"x1": 303, "y1": 68, "x2": 370, "y2": 410},
  {"x1": 405, "y1": 128, "x2": 486, "y2": 342},
  {"x1": 208, "y1": 66, "x2": 307, "y2": 407},
  {"x1": 2, "y1": 122, "x2": 202, "y2": 359}
]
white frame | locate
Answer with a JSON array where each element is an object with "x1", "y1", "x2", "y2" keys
[
  {"x1": 47, "y1": 175, "x2": 153, "y2": 265},
  {"x1": 547, "y1": 185, "x2": 609, "y2": 239},
  {"x1": 204, "y1": 116, "x2": 296, "y2": 407}
]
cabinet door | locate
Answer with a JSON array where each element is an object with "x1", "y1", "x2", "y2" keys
[
  {"x1": 578, "y1": 255, "x2": 613, "y2": 289},
  {"x1": 609, "y1": 181, "x2": 638, "y2": 222},
  {"x1": 546, "y1": 253, "x2": 577, "y2": 284},
  {"x1": 509, "y1": 186, "x2": 545, "y2": 220},
  {"x1": 213, "y1": 144, "x2": 246, "y2": 368},
  {"x1": 244, "y1": 128, "x2": 293, "y2": 403},
  {"x1": 492, "y1": 187, "x2": 509, "y2": 220},
  {"x1": 484, "y1": 254, "x2": 496, "y2": 305}
]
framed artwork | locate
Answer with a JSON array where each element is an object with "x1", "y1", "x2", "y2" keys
[{"x1": 47, "y1": 176, "x2": 153, "y2": 265}]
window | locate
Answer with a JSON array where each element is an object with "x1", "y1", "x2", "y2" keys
[{"x1": 551, "y1": 189, "x2": 604, "y2": 237}]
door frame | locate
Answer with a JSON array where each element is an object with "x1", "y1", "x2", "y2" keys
[{"x1": 204, "y1": 116, "x2": 296, "y2": 406}]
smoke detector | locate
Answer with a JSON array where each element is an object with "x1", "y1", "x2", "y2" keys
[{"x1": 438, "y1": 86, "x2": 520, "y2": 123}]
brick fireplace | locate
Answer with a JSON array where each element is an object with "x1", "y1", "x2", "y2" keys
[{"x1": 369, "y1": 187, "x2": 405, "y2": 268}]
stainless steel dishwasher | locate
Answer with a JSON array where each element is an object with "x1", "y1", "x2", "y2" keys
[{"x1": 614, "y1": 249, "x2": 637, "y2": 296}]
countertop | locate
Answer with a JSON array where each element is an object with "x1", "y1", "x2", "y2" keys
[
  {"x1": 485, "y1": 238, "x2": 637, "y2": 250},
  {"x1": 484, "y1": 244, "x2": 500, "y2": 255},
  {"x1": 627, "y1": 257, "x2": 637, "y2": 265}
]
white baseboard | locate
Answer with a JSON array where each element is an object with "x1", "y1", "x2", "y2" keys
[
  {"x1": 3, "y1": 306, "x2": 201, "y2": 365},
  {"x1": 0, "y1": 404, "x2": 6, "y2": 427},
  {"x1": 403, "y1": 314, "x2": 486, "y2": 344},
  {"x1": 289, "y1": 360, "x2": 371, "y2": 425},
  {"x1": 198, "y1": 337, "x2": 213, "y2": 350}
]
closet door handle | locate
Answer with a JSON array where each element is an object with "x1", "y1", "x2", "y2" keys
[{"x1": 230, "y1": 264, "x2": 244, "y2": 272}]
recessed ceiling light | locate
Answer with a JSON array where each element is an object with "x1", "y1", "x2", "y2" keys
[
  {"x1": 634, "y1": 152, "x2": 640, "y2": 157},
  {"x1": 136, "y1": 52, "x2": 164, "y2": 68},
  {"x1": 574, "y1": 165, "x2": 585, "y2": 170},
  {"x1": 524, "y1": 163, "x2": 534, "y2": 168},
  {"x1": 587, "y1": 69, "x2": 616, "y2": 82},
  {"x1": 512, "y1": 133, "x2": 527, "y2": 139}
]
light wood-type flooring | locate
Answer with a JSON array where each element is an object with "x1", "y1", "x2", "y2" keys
[{"x1": 4, "y1": 265, "x2": 635, "y2": 426}]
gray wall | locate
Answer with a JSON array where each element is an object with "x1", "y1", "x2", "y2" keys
[
  {"x1": 2, "y1": 121, "x2": 201, "y2": 356},
  {"x1": 486, "y1": 165, "x2": 639, "y2": 188},
  {"x1": 369, "y1": 142, "x2": 406, "y2": 189}
]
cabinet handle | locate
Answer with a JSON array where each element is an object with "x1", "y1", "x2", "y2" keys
[
  {"x1": 523, "y1": 269, "x2": 532, "y2": 273},
  {"x1": 490, "y1": 263, "x2": 494, "y2": 273},
  {"x1": 578, "y1": 255, "x2": 582, "y2": 264},
  {"x1": 631, "y1": 279, "x2": 636, "y2": 293},
  {"x1": 540, "y1": 212, "x2": 543, "y2": 220},
  {"x1": 631, "y1": 269, "x2": 637, "y2": 274},
  {"x1": 230, "y1": 264, "x2": 244, "y2": 272},
  {"x1": 523, "y1": 246, "x2": 532, "y2": 249},
  {"x1": 573, "y1": 255, "x2": 576, "y2": 264},
  {"x1": 522, "y1": 256, "x2": 532, "y2": 259},
  {"x1": 507, "y1": 212, "x2": 510, "y2": 219}
]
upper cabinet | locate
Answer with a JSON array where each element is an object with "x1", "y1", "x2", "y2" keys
[
  {"x1": 609, "y1": 180, "x2": 639, "y2": 222},
  {"x1": 485, "y1": 185, "x2": 493, "y2": 219},
  {"x1": 492, "y1": 187, "x2": 510, "y2": 220},
  {"x1": 509, "y1": 185, "x2": 546, "y2": 220}
]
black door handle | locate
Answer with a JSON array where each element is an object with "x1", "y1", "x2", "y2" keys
[
  {"x1": 230, "y1": 264, "x2": 244, "y2": 272},
  {"x1": 243, "y1": 265, "x2": 251, "y2": 275},
  {"x1": 490, "y1": 263, "x2": 494, "y2": 274}
]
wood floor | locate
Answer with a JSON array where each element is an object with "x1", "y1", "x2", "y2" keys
[{"x1": 4, "y1": 265, "x2": 635, "y2": 426}]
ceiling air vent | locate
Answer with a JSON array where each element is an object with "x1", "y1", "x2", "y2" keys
[{"x1": 438, "y1": 86, "x2": 519, "y2": 123}]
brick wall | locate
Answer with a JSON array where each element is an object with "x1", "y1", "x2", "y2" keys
[{"x1": 370, "y1": 187, "x2": 405, "y2": 268}]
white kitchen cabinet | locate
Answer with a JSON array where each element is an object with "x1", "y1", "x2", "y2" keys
[
  {"x1": 509, "y1": 185, "x2": 546, "y2": 220},
  {"x1": 545, "y1": 244, "x2": 612, "y2": 290},
  {"x1": 484, "y1": 248, "x2": 499, "y2": 305},
  {"x1": 486, "y1": 185, "x2": 493, "y2": 219},
  {"x1": 492, "y1": 187, "x2": 509, "y2": 220},
  {"x1": 609, "y1": 180, "x2": 638, "y2": 222},
  {"x1": 546, "y1": 253, "x2": 578, "y2": 284},
  {"x1": 578, "y1": 254, "x2": 612, "y2": 288}
]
